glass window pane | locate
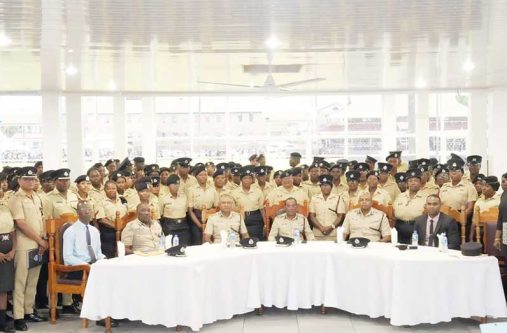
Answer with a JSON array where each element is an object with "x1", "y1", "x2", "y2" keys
[
  {"x1": 348, "y1": 138, "x2": 382, "y2": 155},
  {"x1": 312, "y1": 138, "x2": 345, "y2": 156}
]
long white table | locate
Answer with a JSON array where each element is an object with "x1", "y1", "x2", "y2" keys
[{"x1": 80, "y1": 242, "x2": 507, "y2": 331}]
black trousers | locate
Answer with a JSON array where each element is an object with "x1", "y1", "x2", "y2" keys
[
  {"x1": 395, "y1": 219, "x2": 415, "y2": 244},
  {"x1": 190, "y1": 209, "x2": 203, "y2": 245},
  {"x1": 244, "y1": 210, "x2": 264, "y2": 240},
  {"x1": 35, "y1": 253, "x2": 49, "y2": 307},
  {"x1": 99, "y1": 224, "x2": 117, "y2": 258},
  {"x1": 160, "y1": 217, "x2": 191, "y2": 246}
]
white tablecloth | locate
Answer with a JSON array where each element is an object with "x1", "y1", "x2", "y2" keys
[{"x1": 80, "y1": 242, "x2": 507, "y2": 331}]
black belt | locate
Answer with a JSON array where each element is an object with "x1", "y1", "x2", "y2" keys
[
  {"x1": 163, "y1": 217, "x2": 186, "y2": 224},
  {"x1": 245, "y1": 209, "x2": 261, "y2": 216}
]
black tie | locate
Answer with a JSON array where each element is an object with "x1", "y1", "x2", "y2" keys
[
  {"x1": 428, "y1": 219, "x2": 434, "y2": 247},
  {"x1": 86, "y1": 225, "x2": 97, "y2": 264}
]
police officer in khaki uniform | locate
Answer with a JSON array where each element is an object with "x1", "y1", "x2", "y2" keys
[
  {"x1": 159, "y1": 175, "x2": 190, "y2": 246},
  {"x1": 266, "y1": 170, "x2": 308, "y2": 206},
  {"x1": 121, "y1": 203, "x2": 162, "y2": 254},
  {"x1": 365, "y1": 156, "x2": 377, "y2": 172},
  {"x1": 440, "y1": 158, "x2": 478, "y2": 239},
  {"x1": 377, "y1": 163, "x2": 400, "y2": 202},
  {"x1": 345, "y1": 170, "x2": 361, "y2": 208},
  {"x1": 464, "y1": 155, "x2": 482, "y2": 182},
  {"x1": 8, "y1": 167, "x2": 48, "y2": 330},
  {"x1": 203, "y1": 194, "x2": 249, "y2": 243},
  {"x1": 252, "y1": 166, "x2": 275, "y2": 198},
  {"x1": 359, "y1": 170, "x2": 392, "y2": 206},
  {"x1": 174, "y1": 158, "x2": 197, "y2": 196},
  {"x1": 213, "y1": 169, "x2": 229, "y2": 196},
  {"x1": 418, "y1": 163, "x2": 439, "y2": 197},
  {"x1": 224, "y1": 167, "x2": 241, "y2": 192},
  {"x1": 87, "y1": 167, "x2": 104, "y2": 204},
  {"x1": 309, "y1": 175, "x2": 347, "y2": 240},
  {"x1": 342, "y1": 192, "x2": 391, "y2": 242},
  {"x1": 188, "y1": 165, "x2": 219, "y2": 245},
  {"x1": 472, "y1": 176, "x2": 501, "y2": 241},
  {"x1": 393, "y1": 169, "x2": 426, "y2": 244},
  {"x1": 99, "y1": 180, "x2": 128, "y2": 258},
  {"x1": 394, "y1": 172, "x2": 408, "y2": 193},
  {"x1": 231, "y1": 167, "x2": 265, "y2": 240},
  {"x1": 329, "y1": 163, "x2": 348, "y2": 196},
  {"x1": 127, "y1": 179, "x2": 161, "y2": 220},
  {"x1": 302, "y1": 162, "x2": 321, "y2": 198},
  {"x1": 0, "y1": 201, "x2": 16, "y2": 332},
  {"x1": 268, "y1": 198, "x2": 315, "y2": 241},
  {"x1": 289, "y1": 152, "x2": 302, "y2": 168},
  {"x1": 434, "y1": 165, "x2": 450, "y2": 188},
  {"x1": 354, "y1": 163, "x2": 370, "y2": 192}
]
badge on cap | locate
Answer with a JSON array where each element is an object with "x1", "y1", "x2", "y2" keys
[
  {"x1": 86, "y1": 176, "x2": 90, "y2": 181},
  {"x1": 64, "y1": 171, "x2": 69, "y2": 177},
  {"x1": 400, "y1": 176, "x2": 404, "y2": 180},
  {"x1": 260, "y1": 168, "x2": 264, "y2": 173},
  {"x1": 280, "y1": 237, "x2": 284, "y2": 243},
  {"x1": 452, "y1": 162, "x2": 457, "y2": 167},
  {"x1": 350, "y1": 174, "x2": 355, "y2": 179},
  {"x1": 323, "y1": 177, "x2": 327, "y2": 182},
  {"x1": 249, "y1": 239, "x2": 254, "y2": 245},
  {"x1": 354, "y1": 239, "x2": 360, "y2": 245},
  {"x1": 28, "y1": 170, "x2": 33, "y2": 175}
]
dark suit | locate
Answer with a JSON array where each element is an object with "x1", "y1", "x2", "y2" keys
[{"x1": 413, "y1": 212, "x2": 460, "y2": 250}]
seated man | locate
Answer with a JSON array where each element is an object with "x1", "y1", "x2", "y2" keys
[
  {"x1": 413, "y1": 194, "x2": 460, "y2": 250},
  {"x1": 121, "y1": 203, "x2": 163, "y2": 254},
  {"x1": 268, "y1": 197, "x2": 315, "y2": 241},
  {"x1": 342, "y1": 192, "x2": 391, "y2": 242},
  {"x1": 203, "y1": 194, "x2": 249, "y2": 243}
]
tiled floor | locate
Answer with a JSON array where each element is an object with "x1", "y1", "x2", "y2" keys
[{"x1": 20, "y1": 307, "x2": 507, "y2": 333}]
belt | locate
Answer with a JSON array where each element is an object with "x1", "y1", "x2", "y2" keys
[
  {"x1": 245, "y1": 209, "x2": 261, "y2": 216},
  {"x1": 163, "y1": 217, "x2": 185, "y2": 224}
]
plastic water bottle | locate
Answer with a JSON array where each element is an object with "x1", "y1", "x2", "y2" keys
[
  {"x1": 227, "y1": 230, "x2": 235, "y2": 247},
  {"x1": 440, "y1": 233, "x2": 448, "y2": 252},
  {"x1": 411, "y1": 230, "x2": 418, "y2": 246},
  {"x1": 293, "y1": 228, "x2": 301, "y2": 245},
  {"x1": 159, "y1": 234, "x2": 165, "y2": 250},
  {"x1": 172, "y1": 234, "x2": 179, "y2": 247}
]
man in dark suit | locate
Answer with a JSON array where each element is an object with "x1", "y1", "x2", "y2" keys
[{"x1": 413, "y1": 194, "x2": 461, "y2": 250}]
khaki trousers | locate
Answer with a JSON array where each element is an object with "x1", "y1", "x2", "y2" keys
[{"x1": 13, "y1": 250, "x2": 42, "y2": 319}]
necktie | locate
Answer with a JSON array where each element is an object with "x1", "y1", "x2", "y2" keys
[
  {"x1": 428, "y1": 219, "x2": 434, "y2": 247},
  {"x1": 86, "y1": 225, "x2": 97, "y2": 264}
]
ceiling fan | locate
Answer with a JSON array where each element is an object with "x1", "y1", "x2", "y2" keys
[{"x1": 197, "y1": 53, "x2": 325, "y2": 91}]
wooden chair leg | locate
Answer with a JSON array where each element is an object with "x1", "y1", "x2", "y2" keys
[
  {"x1": 320, "y1": 305, "x2": 326, "y2": 314},
  {"x1": 82, "y1": 318, "x2": 89, "y2": 328},
  {"x1": 105, "y1": 317, "x2": 112, "y2": 333},
  {"x1": 50, "y1": 292, "x2": 57, "y2": 324}
]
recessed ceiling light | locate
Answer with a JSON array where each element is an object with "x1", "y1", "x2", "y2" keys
[
  {"x1": 0, "y1": 34, "x2": 12, "y2": 47},
  {"x1": 462, "y1": 60, "x2": 475, "y2": 73},
  {"x1": 265, "y1": 36, "x2": 280, "y2": 50},
  {"x1": 415, "y1": 78, "x2": 427, "y2": 89},
  {"x1": 65, "y1": 64, "x2": 78, "y2": 76}
]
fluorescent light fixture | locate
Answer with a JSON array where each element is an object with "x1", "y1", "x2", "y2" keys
[
  {"x1": 265, "y1": 36, "x2": 280, "y2": 50},
  {"x1": 415, "y1": 78, "x2": 427, "y2": 89},
  {"x1": 0, "y1": 34, "x2": 12, "y2": 47},
  {"x1": 462, "y1": 60, "x2": 475, "y2": 73},
  {"x1": 65, "y1": 64, "x2": 78, "y2": 76}
]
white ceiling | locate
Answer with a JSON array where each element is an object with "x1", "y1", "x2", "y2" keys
[{"x1": 0, "y1": 0, "x2": 506, "y2": 93}]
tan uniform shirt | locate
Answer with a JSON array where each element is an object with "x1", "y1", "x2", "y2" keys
[
  {"x1": 378, "y1": 180, "x2": 401, "y2": 202},
  {"x1": 43, "y1": 189, "x2": 79, "y2": 218},
  {"x1": 348, "y1": 190, "x2": 361, "y2": 208},
  {"x1": 121, "y1": 219, "x2": 162, "y2": 252},
  {"x1": 215, "y1": 187, "x2": 230, "y2": 197},
  {"x1": 473, "y1": 193, "x2": 501, "y2": 221},
  {"x1": 231, "y1": 187, "x2": 264, "y2": 211},
  {"x1": 89, "y1": 185, "x2": 105, "y2": 204},
  {"x1": 342, "y1": 208, "x2": 391, "y2": 242},
  {"x1": 309, "y1": 193, "x2": 347, "y2": 239},
  {"x1": 419, "y1": 182, "x2": 439, "y2": 198},
  {"x1": 268, "y1": 213, "x2": 315, "y2": 241},
  {"x1": 8, "y1": 189, "x2": 45, "y2": 251},
  {"x1": 159, "y1": 193, "x2": 188, "y2": 219},
  {"x1": 159, "y1": 184, "x2": 170, "y2": 198},
  {"x1": 266, "y1": 186, "x2": 308, "y2": 206},
  {"x1": 358, "y1": 187, "x2": 392, "y2": 206},
  {"x1": 187, "y1": 184, "x2": 219, "y2": 210},
  {"x1": 76, "y1": 192, "x2": 105, "y2": 219},
  {"x1": 204, "y1": 211, "x2": 247, "y2": 243},
  {"x1": 439, "y1": 179, "x2": 478, "y2": 211},
  {"x1": 397, "y1": 162, "x2": 409, "y2": 173},
  {"x1": 393, "y1": 191, "x2": 426, "y2": 221},
  {"x1": 302, "y1": 180, "x2": 321, "y2": 198},
  {"x1": 331, "y1": 182, "x2": 349, "y2": 196},
  {"x1": 123, "y1": 188, "x2": 137, "y2": 205},
  {"x1": 102, "y1": 197, "x2": 128, "y2": 221},
  {"x1": 252, "y1": 182, "x2": 276, "y2": 198},
  {"x1": 223, "y1": 181, "x2": 240, "y2": 192},
  {"x1": 0, "y1": 205, "x2": 14, "y2": 234},
  {"x1": 127, "y1": 194, "x2": 161, "y2": 220},
  {"x1": 178, "y1": 175, "x2": 198, "y2": 196}
]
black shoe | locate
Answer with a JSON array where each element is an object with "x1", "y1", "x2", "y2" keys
[
  {"x1": 24, "y1": 313, "x2": 48, "y2": 322},
  {"x1": 62, "y1": 304, "x2": 80, "y2": 315},
  {"x1": 0, "y1": 321, "x2": 16, "y2": 333},
  {"x1": 96, "y1": 319, "x2": 119, "y2": 327},
  {"x1": 13, "y1": 319, "x2": 27, "y2": 331}
]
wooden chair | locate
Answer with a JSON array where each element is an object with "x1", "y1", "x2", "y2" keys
[
  {"x1": 440, "y1": 204, "x2": 467, "y2": 245},
  {"x1": 47, "y1": 213, "x2": 89, "y2": 327},
  {"x1": 472, "y1": 206, "x2": 501, "y2": 256},
  {"x1": 114, "y1": 211, "x2": 137, "y2": 242},
  {"x1": 372, "y1": 202, "x2": 394, "y2": 228},
  {"x1": 263, "y1": 200, "x2": 309, "y2": 240}
]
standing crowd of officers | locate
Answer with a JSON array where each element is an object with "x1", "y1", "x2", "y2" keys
[{"x1": 0, "y1": 150, "x2": 506, "y2": 331}]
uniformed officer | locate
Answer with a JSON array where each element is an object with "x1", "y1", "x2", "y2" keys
[
  {"x1": 127, "y1": 179, "x2": 161, "y2": 220},
  {"x1": 266, "y1": 170, "x2": 308, "y2": 206},
  {"x1": 291, "y1": 167, "x2": 304, "y2": 188},
  {"x1": 342, "y1": 192, "x2": 391, "y2": 242},
  {"x1": 394, "y1": 172, "x2": 407, "y2": 193},
  {"x1": 289, "y1": 152, "x2": 302, "y2": 168},
  {"x1": 110, "y1": 170, "x2": 130, "y2": 200},
  {"x1": 174, "y1": 158, "x2": 197, "y2": 196},
  {"x1": 104, "y1": 159, "x2": 116, "y2": 179},
  {"x1": 354, "y1": 162, "x2": 370, "y2": 191},
  {"x1": 8, "y1": 167, "x2": 48, "y2": 330},
  {"x1": 329, "y1": 164, "x2": 348, "y2": 196},
  {"x1": 418, "y1": 163, "x2": 440, "y2": 197},
  {"x1": 231, "y1": 167, "x2": 265, "y2": 240},
  {"x1": 472, "y1": 174, "x2": 485, "y2": 197},
  {"x1": 213, "y1": 169, "x2": 229, "y2": 196},
  {"x1": 365, "y1": 156, "x2": 377, "y2": 171},
  {"x1": 159, "y1": 175, "x2": 190, "y2": 246},
  {"x1": 252, "y1": 166, "x2": 275, "y2": 197},
  {"x1": 187, "y1": 165, "x2": 219, "y2": 245},
  {"x1": 465, "y1": 155, "x2": 482, "y2": 182},
  {"x1": 272, "y1": 170, "x2": 283, "y2": 187},
  {"x1": 0, "y1": 201, "x2": 16, "y2": 332},
  {"x1": 87, "y1": 167, "x2": 104, "y2": 204},
  {"x1": 133, "y1": 157, "x2": 145, "y2": 174},
  {"x1": 348, "y1": 160, "x2": 358, "y2": 172},
  {"x1": 34, "y1": 161, "x2": 43, "y2": 176},
  {"x1": 359, "y1": 170, "x2": 392, "y2": 206},
  {"x1": 393, "y1": 168, "x2": 426, "y2": 244},
  {"x1": 38, "y1": 170, "x2": 55, "y2": 197},
  {"x1": 203, "y1": 194, "x2": 249, "y2": 243},
  {"x1": 99, "y1": 180, "x2": 128, "y2": 258},
  {"x1": 121, "y1": 203, "x2": 162, "y2": 254},
  {"x1": 74, "y1": 175, "x2": 105, "y2": 221},
  {"x1": 224, "y1": 167, "x2": 241, "y2": 192},
  {"x1": 248, "y1": 154, "x2": 259, "y2": 166},
  {"x1": 439, "y1": 158, "x2": 477, "y2": 239},
  {"x1": 302, "y1": 162, "x2": 321, "y2": 197},
  {"x1": 377, "y1": 163, "x2": 400, "y2": 202},
  {"x1": 472, "y1": 176, "x2": 501, "y2": 242},
  {"x1": 345, "y1": 170, "x2": 361, "y2": 208},
  {"x1": 309, "y1": 175, "x2": 347, "y2": 240},
  {"x1": 434, "y1": 165, "x2": 450, "y2": 188},
  {"x1": 268, "y1": 197, "x2": 315, "y2": 241}
]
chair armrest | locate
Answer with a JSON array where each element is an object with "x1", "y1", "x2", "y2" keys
[{"x1": 54, "y1": 263, "x2": 90, "y2": 273}]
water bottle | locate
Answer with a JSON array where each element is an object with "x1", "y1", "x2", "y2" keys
[
  {"x1": 411, "y1": 230, "x2": 418, "y2": 246},
  {"x1": 159, "y1": 234, "x2": 165, "y2": 250},
  {"x1": 440, "y1": 233, "x2": 448, "y2": 252},
  {"x1": 293, "y1": 228, "x2": 301, "y2": 245},
  {"x1": 227, "y1": 230, "x2": 235, "y2": 247},
  {"x1": 172, "y1": 234, "x2": 179, "y2": 247}
]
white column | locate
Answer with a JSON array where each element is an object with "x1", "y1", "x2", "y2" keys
[
  {"x1": 41, "y1": 93, "x2": 62, "y2": 169},
  {"x1": 66, "y1": 95, "x2": 85, "y2": 174},
  {"x1": 415, "y1": 92, "x2": 430, "y2": 157},
  {"x1": 469, "y1": 91, "x2": 488, "y2": 156},
  {"x1": 113, "y1": 95, "x2": 127, "y2": 158},
  {"x1": 381, "y1": 94, "x2": 397, "y2": 155},
  {"x1": 486, "y1": 88, "x2": 507, "y2": 176},
  {"x1": 142, "y1": 97, "x2": 156, "y2": 162}
]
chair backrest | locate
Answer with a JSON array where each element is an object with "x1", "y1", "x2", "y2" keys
[
  {"x1": 440, "y1": 204, "x2": 466, "y2": 244},
  {"x1": 115, "y1": 211, "x2": 137, "y2": 242},
  {"x1": 474, "y1": 206, "x2": 500, "y2": 256},
  {"x1": 372, "y1": 201, "x2": 394, "y2": 228},
  {"x1": 263, "y1": 200, "x2": 308, "y2": 237},
  {"x1": 47, "y1": 214, "x2": 79, "y2": 266}
]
